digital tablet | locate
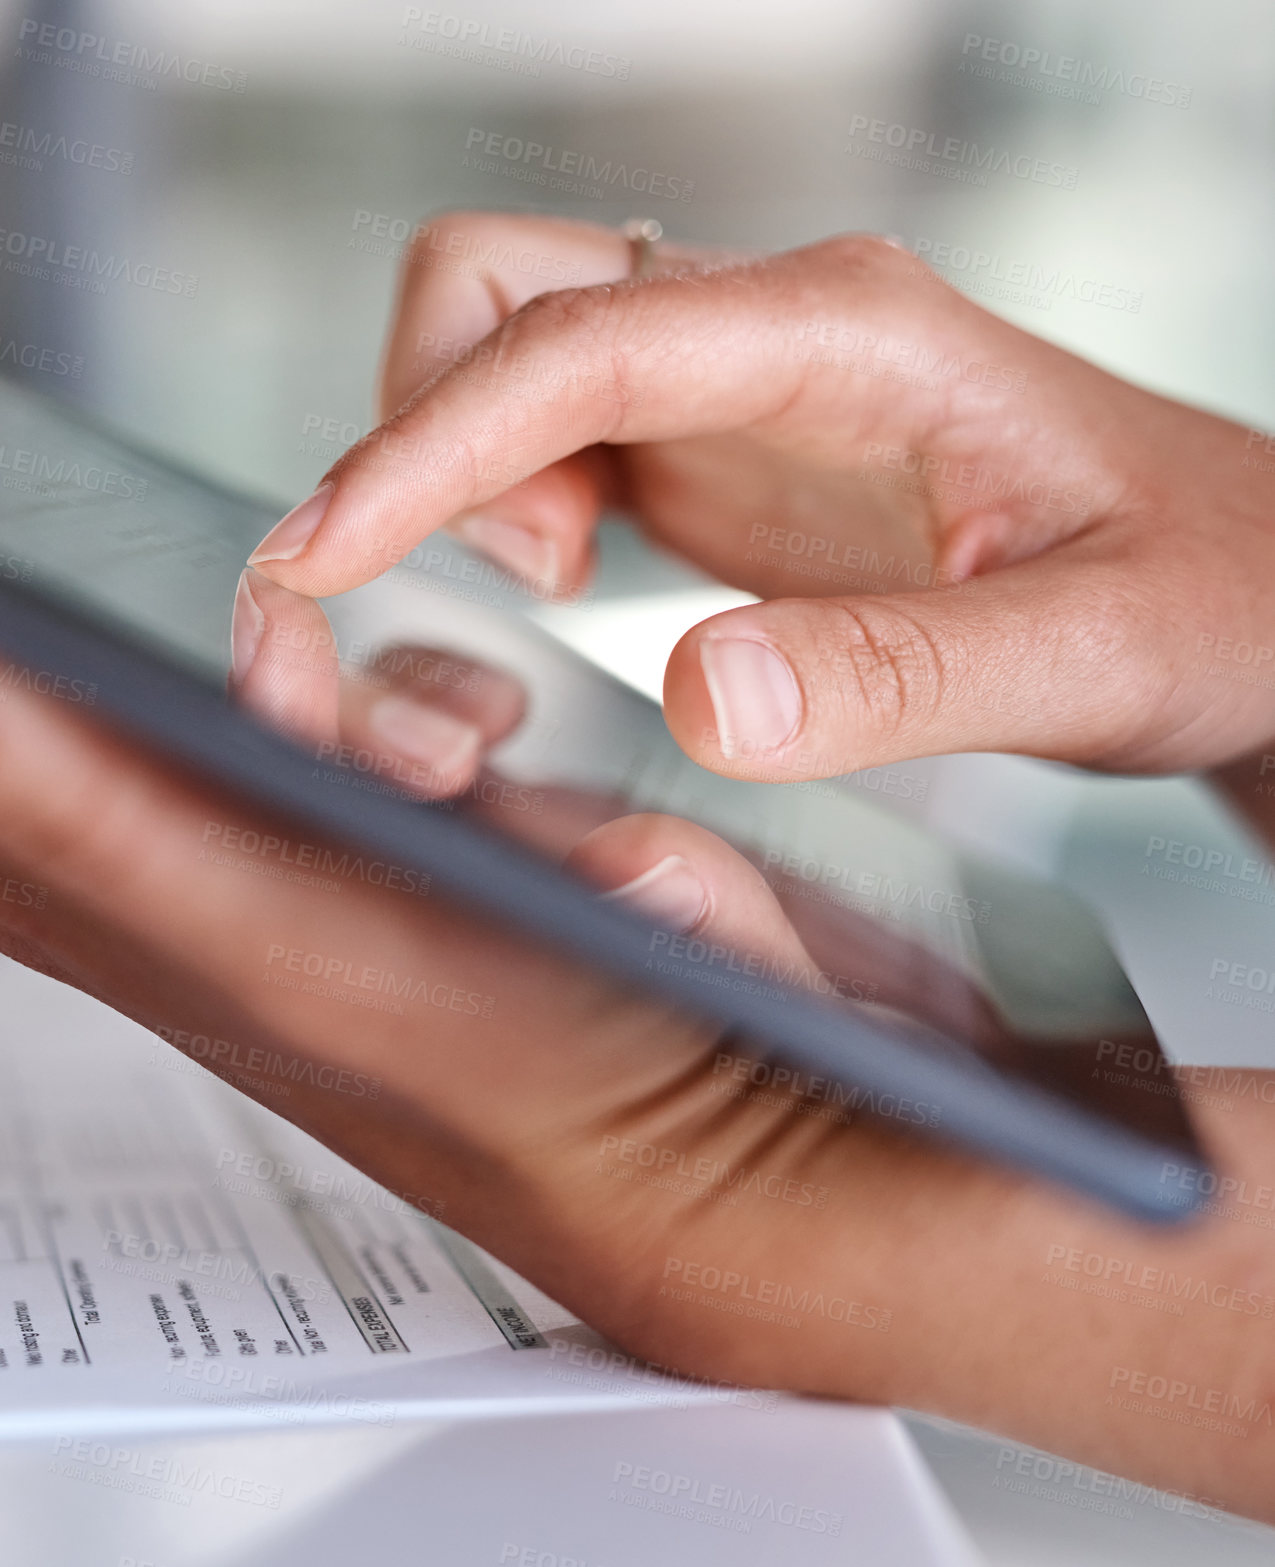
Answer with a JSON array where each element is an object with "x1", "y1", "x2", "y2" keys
[{"x1": 0, "y1": 377, "x2": 1210, "y2": 1221}]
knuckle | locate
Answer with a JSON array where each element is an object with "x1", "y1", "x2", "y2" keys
[
  {"x1": 505, "y1": 282, "x2": 616, "y2": 339},
  {"x1": 497, "y1": 286, "x2": 631, "y2": 434},
  {"x1": 813, "y1": 230, "x2": 912, "y2": 279},
  {"x1": 1064, "y1": 568, "x2": 1184, "y2": 754},
  {"x1": 821, "y1": 600, "x2": 949, "y2": 739},
  {"x1": 804, "y1": 231, "x2": 959, "y2": 323},
  {"x1": 1051, "y1": 561, "x2": 1151, "y2": 676}
]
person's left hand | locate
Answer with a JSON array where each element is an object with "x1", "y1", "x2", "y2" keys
[{"x1": 4, "y1": 627, "x2": 1275, "y2": 1519}]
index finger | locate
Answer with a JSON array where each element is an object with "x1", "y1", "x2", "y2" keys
[{"x1": 246, "y1": 234, "x2": 952, "y2": 598}]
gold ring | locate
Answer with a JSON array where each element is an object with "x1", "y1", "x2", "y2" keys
[{"x1": 622, "y1": 218, "x2": 663, "y2": 279}]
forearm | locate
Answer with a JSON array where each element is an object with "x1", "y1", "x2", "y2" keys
[
  {"x1": 880, "y1": 1141, "x2": 1275, "y2": 1518},
  {"x1": 818, "y1": 1094, "x2": 1275, "y2": 1519},
  {"x1": 600, "y1": 1075, "x2": 1275, "y2": 1523}
]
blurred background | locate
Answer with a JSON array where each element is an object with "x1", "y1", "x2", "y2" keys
[
  {"x1": 2, "y1": 5, "x2": 1275, "y2": 1559},
  {"x1": 0, "y1": 0, "x2": 1271, "y2": 495},
  {"x1": 2, "y1": 0, "x2": 1271, "y2": 1052}
]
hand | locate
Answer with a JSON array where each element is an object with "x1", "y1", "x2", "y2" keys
[
  {"x1": 2, "y1": 663, "x2": 1275, "y2": 1521},
  {"x1": 245, "y1": 211, "x2": 1275, "y2": 780},
  {"x1": 229, "y1": 570, "x2": 1013, "y2": 1046}
]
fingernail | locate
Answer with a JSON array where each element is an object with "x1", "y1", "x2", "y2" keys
[
  {"x1": 699, "y1": 636, "x2": 801, "y2": 761},
  {"x1": 248, "y1": 482, "x2": 335, "y2": 568},
  {"x1": 230, "y1": 570, "x2": 266, "y2": 687},
  {"x1": 369, "y1": 695, "x2": 482, "y2": 780},
  {"x1": 458, "y1": 514, "x2": 559, "y2": 588},
  {"x1": 601, "y1": 854, "x2": 707, "y2": 933}
]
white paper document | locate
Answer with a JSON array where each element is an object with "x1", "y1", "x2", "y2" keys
[
  {"x1": 0, "y1": 942, "x2": 982, "y2": 1565},
  {"x1": 0, "y1": 960, "x2": 734, "y2": 1436}
]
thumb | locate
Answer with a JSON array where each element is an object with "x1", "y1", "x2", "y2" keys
[
  {"x1": 566, "y1": 812, "x2": 827, "y2": 981},
  {"x1": 662, "y1": 546, "x2": 1171, "y2": 778}
]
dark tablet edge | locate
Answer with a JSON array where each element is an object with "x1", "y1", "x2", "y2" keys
[{"x1": 0, "y1": 572, "x2": 1212, "y2": 1223}]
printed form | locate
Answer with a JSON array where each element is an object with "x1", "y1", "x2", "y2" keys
[{"x1": 0, "y1": 961, "x2": 712, "y2": 1438}]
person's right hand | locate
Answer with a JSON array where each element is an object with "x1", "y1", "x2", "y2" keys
[{"x1": 245, "y1": 211, "x2": 1275, "y2": 782}]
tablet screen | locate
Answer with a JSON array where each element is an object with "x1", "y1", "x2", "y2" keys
[{"x1": 0, "y1": 376, "x2": 1201, "y2": 1180}]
